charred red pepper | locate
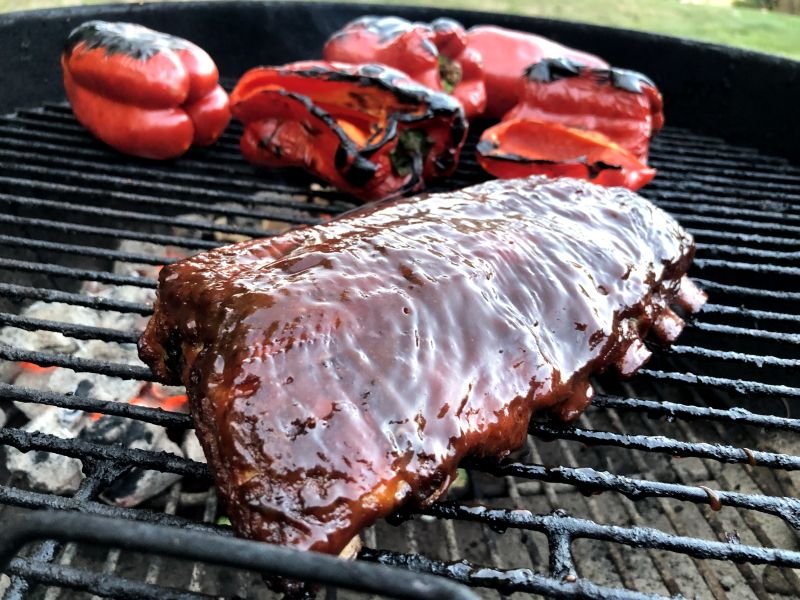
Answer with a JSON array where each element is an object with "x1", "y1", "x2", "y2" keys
[
  {"x1": 323, "y1": 16, "x2": 486, "y2": 118},
  {"x1": 506, "y1": 58, "x2": 664, "y2": 162},
  {"x1": 62, "y1": 21, "x2": 230, "y2": 159},
  {"x1": 230, "y1": 61, "x2": 467, "y2": 201},
  {"x1": 476, "y1": 119, "x2": 656, "y2": 191},
  {"x1": 465, "y1": 25, "x2": 608, "y2": 119}
]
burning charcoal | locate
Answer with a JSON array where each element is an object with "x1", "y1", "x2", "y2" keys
[
  {"x1": 82, "y1": 281, "x2": 157, "y2": 315},
  {"x1": 0, "y1": 301, "x2": 101, "y2": 355},
  {"x1": 170, "y1": 212, "x2": 212, "y2": 239},
  {"x1": 14, "y1": 365, "x2": 141, "y2": 420},
  {"x1": 0, "y1": 361, "x2": 21, "y2": 384},
  {"x1": 5, "y1": 407, "x2": 88, "y2": 494},
  {"x1": 212, "y1": 201, "x2": 308, "y2": 244},
  {"x1": 111, "y1": 240, "x2": 174, "y2": 279},
  {"x1": 81, "y1": 415, "x2": 182, "y2": 507},
  {"x1": 181, "y1": 430, "x2": 207, "y2": 464}
]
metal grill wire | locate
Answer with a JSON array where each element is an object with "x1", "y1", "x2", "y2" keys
[{"x1": 0, "y1": 99, "x2": 797, "y2": 600}]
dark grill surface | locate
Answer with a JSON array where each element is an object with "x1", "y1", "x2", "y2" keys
[{"x1": 0, "y1": 96, "x2": 799, "y2": 600}]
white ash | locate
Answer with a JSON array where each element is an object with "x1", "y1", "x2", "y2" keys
[
  {"x1": 13, "y1": 370, "x2": 141, "y2": 420},
  {"x1": 5, "y1": 407, "x2": 87, "y2": 494},
  {"x1": 181, "y1": 430, "x2": 206, "y2": 464},
  {"x1": 0, "y1": 301, "x2": 101, "y2": 355},
  {"x1": 0, "y1": 361, "x2": 20, "y2": 384},
  {"x1": 0, "y1": 406, "x2": 6, "y2": 428},
  {"x1": 170, "y1": 212, "x2": 215, "y2": 240},
  {"x1": 1, "y1": 238, "x2": 197, "y2": 505},
  {"x1": 0, "y1": 574, "x2": 9, "y2": 596},
  {"x1": 84, "y1": 415, "x2": 182, "y2": 508}
]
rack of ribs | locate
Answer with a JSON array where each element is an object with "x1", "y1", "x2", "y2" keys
[{"x1": 139, "y1": 176, "x2": 706, "y2": 555}]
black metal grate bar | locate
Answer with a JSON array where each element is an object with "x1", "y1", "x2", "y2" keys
[
  {"x1": 665, "y1": 344, "x2": 800, "y2": 368},
  {"x1": 5, "y1": 559, "x2": 215, "y2": 600},
  {"x1": 0, "y1": 345, "x2": 155, "y2": 381},
  {"x1": 637, "y1": 369, "x2": 800, "y2": 398},
  {"x1": 0, "y1": 383, "x2": 190, "y2": 428},
  {"x1": 0, "y1": 234, "x2": 178, "y2": 267},
  {"x1": 474, "y1": 459, "x2": 800, "y2": 528},
  {"x1": 0, "y1": 283, "x2": 152, "y2": 315},
  {"x1": 422, "y1": 503, "x2": 800, "y2": 568},
  {"x1": 0, "y1": 256, "x2": 157, "y2": 289},
  {"x1": 361, "y1": 548, "x2": 661, "y2": 599},
  {"x1": 0, "y1": 313, "x2": 139, "y2": 344},
  {"x1": 591, "y1": 394, "x2": 800, "y2": 432},
  {"x1": 0, "y1": 212, "x2": 222, "y2": 250},
  {"x1": 689, "y1": 228, "x2": 800, "y2": 247},
  {"x1": 529, "y1": 421, "x2": 800, "y2": 470},
  {"x1": 701, "y1": 302, "x2": 800, "y2": 323},
  {"x1": 694, "y1": 243, "x2": 800, "y2": 262},
  {"x1": 693, "y1": 258, "x2": 800, "y2": 277},
  {"x1": 0, "y1": 190, "x2": 295, "y2": 237},
  {"x1": 0, "y1": 428, "x2": 207, "y2": 479},
  {"x1": 0, "y1": 512, "x2": 479, "y2": 600},
  {"x1": 0, "y1": 163, "x2": 341, "y2": 216},
  {"x1": 692, "y1": 278, "x2": 800, "y2": 300},
  {"x1": 0, "y1": 93, "x2": 798, "y2": 600}
]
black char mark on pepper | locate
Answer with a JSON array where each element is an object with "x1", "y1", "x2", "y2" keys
[
  {"x1": 524, "y1": 57, "x2": 657, "y2": 94},
  {"x1": 64, "y1": 20, "x2": 191, "y2": 60}
]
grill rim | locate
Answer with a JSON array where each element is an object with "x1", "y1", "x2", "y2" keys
[{"x1": 0, "y1": 3, "x2": 799, "y2": 599}]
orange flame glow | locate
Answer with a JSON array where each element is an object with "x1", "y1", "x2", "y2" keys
[
  {"x1": 88, "y1": 383, "x2": 188, "y2": 423},
  {"x1": 128, "y1": 383, "x2": 189, "y2": 413},
  {"x1": 17, "y1": 362, "x2": 57, "y2": 374}
]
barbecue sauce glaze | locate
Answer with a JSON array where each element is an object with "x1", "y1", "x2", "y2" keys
[{"x1": 139, "y1": 176, "x2": 705, "y2": 555}]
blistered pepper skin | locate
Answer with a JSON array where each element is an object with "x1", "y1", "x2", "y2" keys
[
  {"x1": 62, "y1": 20, "x2": 230, "y2": 159},
  {"x1": 63, "y1": 61, "x2": 194, "y2": 160},
  {"x1": 230, "y1": 61, "x2": 467, "y2": 202},
  {"x1": 477, "y1": 119, "x2": 656, "y2": 191},
  {"x1": 507, "y1": 58, "x2": 664, "y2": 162},
  {"x1": 324, "y1": 16, "x2": 487, "y2": 118},
  {"x1": 466, "y1": 25, "x2": 609, "y2": 119}
]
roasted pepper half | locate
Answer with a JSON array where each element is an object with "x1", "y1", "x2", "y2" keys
[
  {"x1": 465, "y1": 25, "x2": 608, "y2": 119},
  {"x1": 323, "y1": 16, "x2": 486, "y2": 118},
  {"x1": 62, "y1": 21, "x2": 230, "y2": 159},
  {"x1": 230, "y1": 61, "x2": 467, "y2": 201},
  {"x1": 476, "y1": 119, "x2": 656, "y2": 191},
  {"x1": 506, "y1": 58, "x2": 664, "y2": 162}
]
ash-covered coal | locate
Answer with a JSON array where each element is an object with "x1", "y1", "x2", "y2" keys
[
  {"x1": 0, "y1": 239, "x2": 199, "y2": 505},
  {"x1": 5, "y1": 406, "x2": 88, "y2": 494},
  {"x1": 81, "y1": 412, "x2": 182, "y2": 507}
]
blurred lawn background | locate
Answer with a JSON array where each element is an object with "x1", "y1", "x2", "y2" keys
[{"x1": 0, "y1": 0, "x2": 798, "y2": 60}]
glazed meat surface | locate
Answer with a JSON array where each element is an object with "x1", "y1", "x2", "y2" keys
[{"x1": 139, "y1": 177, "x2": 705, "y2": 554}]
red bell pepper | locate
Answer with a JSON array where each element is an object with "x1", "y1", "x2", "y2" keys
[
  {"x1": 62, "y1": 20, "x2": 230, "y2": 159},
  {"x1": 465, "y1": 25, "x2": 608, "y2": 119},
  {"x1": 476, "y1": 119, "x2": 656, "y2": 191},
  {"x1": 230, "y1": 61, "x2": 467, "y2": 202},
  {"x1": 506, "y1": 58, "x2": 664, "y2": 162},
  {"x1": 323, "y1": 16, "x2": 486, "y2": 118}
]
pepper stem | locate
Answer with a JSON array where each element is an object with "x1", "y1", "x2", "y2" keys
[
  {"x1": 390, "y1": 130, "x2": 433, "y2": 178},
  {"x1": 438, "y1": 55, "x2": 462, "y2": 94}
]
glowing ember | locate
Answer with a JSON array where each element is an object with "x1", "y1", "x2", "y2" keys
[
  {"x1": 17, "y1": 362, "x2": 56, "y2": 373},
  {"x1": 88, "y1": 383, "x2": 188, "y2": 421},
  {"x1": 129, "y1": 383, "x2": 189, "y2": 413}
]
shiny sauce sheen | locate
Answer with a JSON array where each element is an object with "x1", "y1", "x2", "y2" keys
[{"x1": 139, "y1": 176, "x2": 702, "y2": 555}]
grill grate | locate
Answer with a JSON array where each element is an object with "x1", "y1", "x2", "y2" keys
[{"x1": 0, "y1": 97, "x2": 798, "y2": 600}]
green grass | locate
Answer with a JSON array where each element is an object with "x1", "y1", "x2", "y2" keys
[
  {"x1": 361, "y1": 0, "x2": 800, "y2": 60},
  {"x1": 1, "y1": 0, "x2": 798, "y2": 61}
]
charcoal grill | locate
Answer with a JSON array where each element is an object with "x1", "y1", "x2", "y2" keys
[{"x1": 0, "y1": 2, "x2": 799, "y2": 599}]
